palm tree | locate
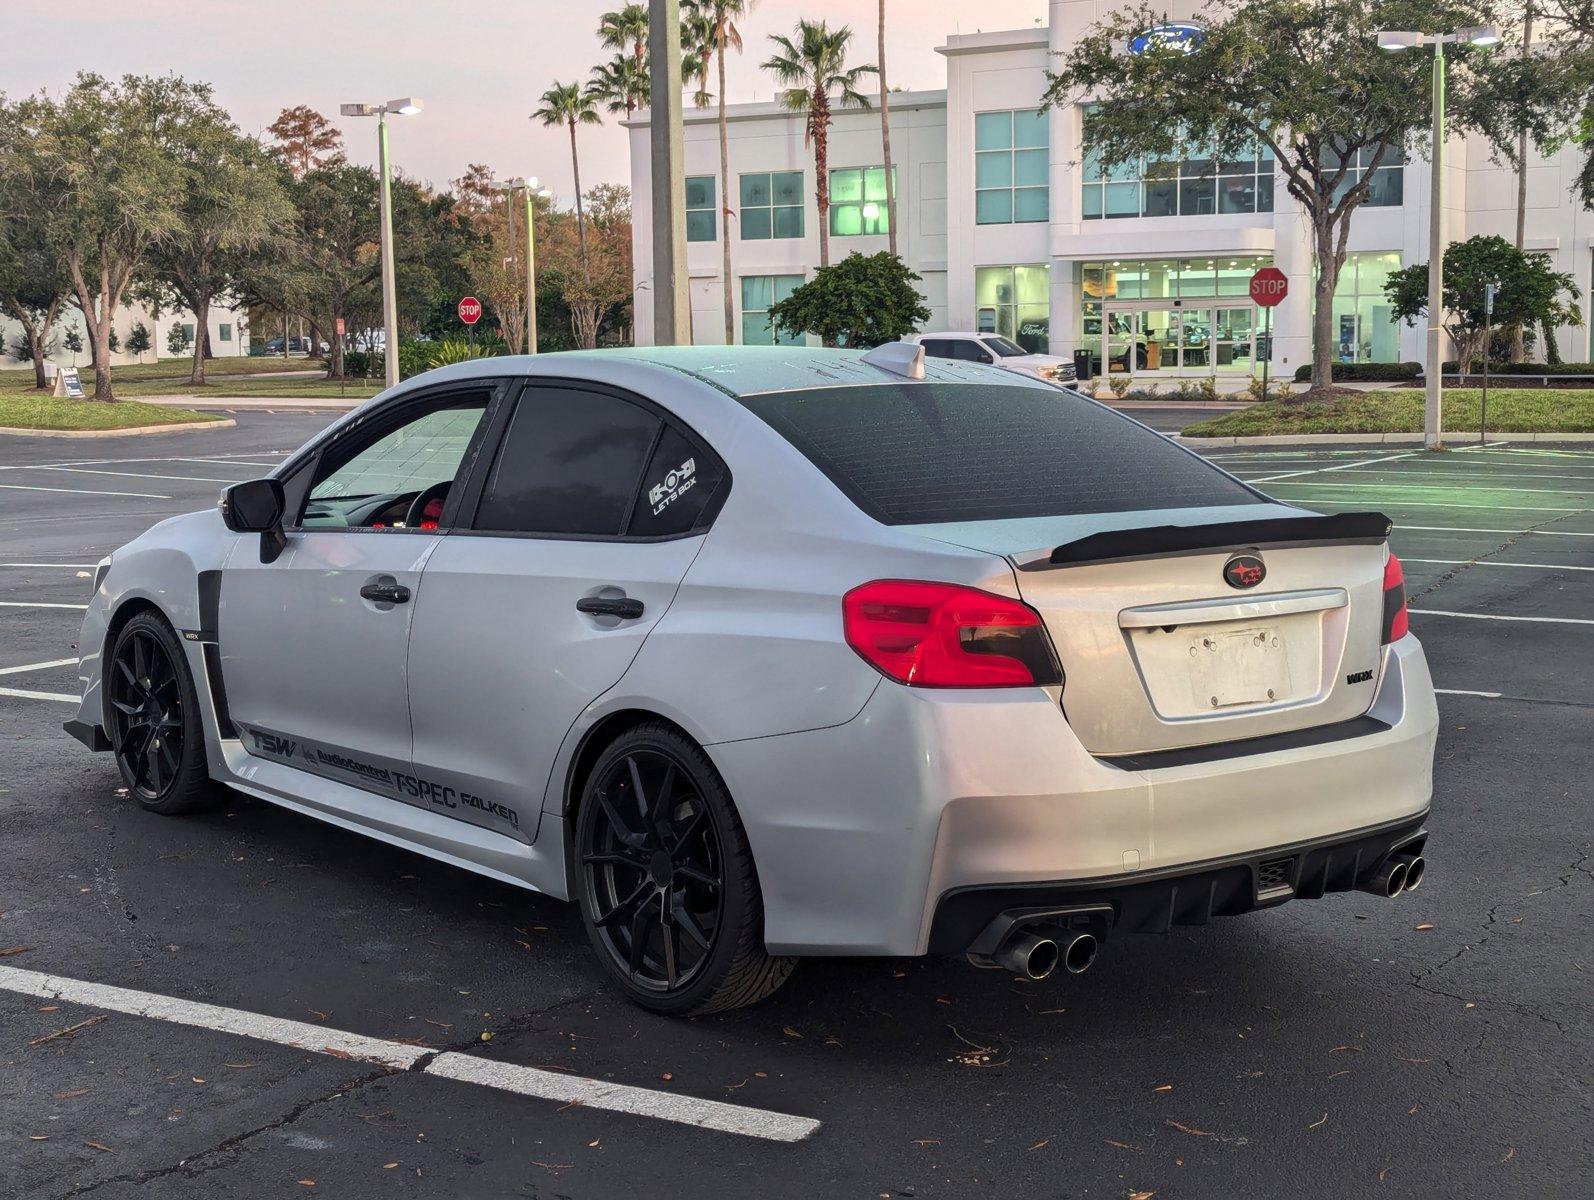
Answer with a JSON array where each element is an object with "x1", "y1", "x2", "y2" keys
[
  {"x1": 681, "y1": 3, "x2": 717, "y2": 109},
  {"x1": 533, "y1": 82, "x2": 602, "y2": 282},
  {"x1": 588, "y1": 54, "x2": 649, "y2": 117},
  {"x1": 763, "y1": 20, "x2": 876, "y2": 268},
  {"x1": 686, "y1": 0, "x2": 753, "y2": 344},
  {"x1": 598, "y1": 4, "x2": 650, "y2": 75},
  {"x1": 877, "y1": 0, "x2": 897, "y2": 257}
]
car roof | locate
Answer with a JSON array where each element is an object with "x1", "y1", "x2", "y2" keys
[{"x1": 387, "y1": 345, "x2": 1029, "y2": 400}]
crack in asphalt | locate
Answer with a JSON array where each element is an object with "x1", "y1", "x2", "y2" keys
[
  {"x1": 1409, "y1": 506, "x2": 1594, "y2": 603},
  {"x1": 55, "y1": 986, "x2": 607, "y2": 1197}
]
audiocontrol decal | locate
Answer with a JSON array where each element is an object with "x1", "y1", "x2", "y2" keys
[
  {"x1": 648, "y1": 456, "x2": 697, "y2": 516},
  {"x1": 241, "y1": 725, "x2": 528, "y2": 843}
]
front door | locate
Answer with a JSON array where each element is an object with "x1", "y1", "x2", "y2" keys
[
  {"x1": 220, "y1": 390, "x2": 493, "y2": 786},
  {"x1": 406, "y1": 383, "x2": 730, "y2": 844}
]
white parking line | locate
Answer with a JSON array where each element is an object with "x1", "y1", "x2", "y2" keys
[
  {"x1": 1248, "y1": 451, "x2": 1418, "y2": 484},
  {"x1": 1400, "y1": 525, "x2": 1594, "y2": 538},
  {"x1": 0, "y1": 658, "x2": 77, "y2": 676},
  {"x1": 1265, "y1": 480, "x2": 1594, "y2": 496},
  {"x1": 0, "y1": 562, "x2": 96, "y2": 568},
  {"x1": 0, "y1": 686, "x2": 77, "y2": 703},
  {"x1": 0, "y1": 601, "x2": 88, "y2": 610},
  {"x1": 24, "y1": 466, "x2": 241, "y2": 485},
  {"x1": 1409, "y1": 608, "x2": 1594, "y2": 626},
  {"x1": 0, "y1": 482, "x2": 171, "y2": 499},
  {"x1": 0, "y1": 965, "x2": 820, "y2": 1143},
  {"x1": 1435, "y1": 688, "x2": 1504, "y2": 698},
  {"x1": 1402, "y1": 558, "x2": 1594, "y2": 572}
]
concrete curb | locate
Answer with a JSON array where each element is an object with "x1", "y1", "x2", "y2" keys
[
  {"x1": 1178, "y1": 431, "x2": 1594, "y2": 446},
  {"x1": 0, "y1": 418, "x2": 236, "y2": 439},
  {"x1": 144, "y1": 395, "x2": 364, "y2": 411}
]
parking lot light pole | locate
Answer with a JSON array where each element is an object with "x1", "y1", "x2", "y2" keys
[
  {"x1": 494, "y1": 178, "x2": 553, "y2": 353},
  {"x1": 1375, "y1": 27, "x2": 1498, "y2": 450},
  {"x1": 341, "y1": 98, "x2": 423, "y2": 387}
]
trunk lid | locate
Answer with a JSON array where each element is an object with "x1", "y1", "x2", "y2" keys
[{"x1": 911, "y1": 505, "x2": 1392, "y2": 758}]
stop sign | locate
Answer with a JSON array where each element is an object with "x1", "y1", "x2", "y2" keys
[
  {"x1": 457, "y1": 295, "x2": 483, "y2": 326},
  {"x1": 1249, "y1": 267, "x2": 1289, "y2": 307}
]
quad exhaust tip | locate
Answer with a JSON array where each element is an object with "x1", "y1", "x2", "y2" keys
[
  {"x1": 1393, "y1": 852, "x2": 1425, "y2": 893},
  {"x1": 993, "y1": 927, "x2": 1099, "y2": 981},
  {"x1": 1359, "y1": 851, "x2": 1427, "y2": 898}
]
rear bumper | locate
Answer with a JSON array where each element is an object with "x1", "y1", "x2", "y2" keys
[
  {"x1": 711, "y1": 635, "x2": 1436, "y2": 957},
  {"x1": 930, "y1": 811, "x2": 1428, "y2": 956}
]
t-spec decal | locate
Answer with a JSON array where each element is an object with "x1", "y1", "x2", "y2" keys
[
  {"x1": 240, "y1": 727, "x2": 524, "y2": 840},
  {"x1": 648, "y1": 456, "x2": 697, "y2": 515}
]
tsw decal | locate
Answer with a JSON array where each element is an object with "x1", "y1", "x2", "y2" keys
[
  {"x1": 250, "y1": 730, "x2": 298, "y2": 758},
  {"x1": 648, "y1": 457, "x2": 697, "y2": 515}
]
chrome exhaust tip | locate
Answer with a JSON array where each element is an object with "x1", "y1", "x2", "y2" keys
[
  {"x1": 1359, "y1": 858, "x2": 1409, "y2": 898},
  {"x1": 1393, "y1": 853, "x2": 1426, "y2": 893},
  {"x1": 1059, "y1": 931, "x2": 1098, "y2": 975},
  {"x1": 993, "y1": 929, "x2": 1061, "y2": 981}
]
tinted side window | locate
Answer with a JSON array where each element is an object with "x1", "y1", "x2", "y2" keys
[
  {"x1": 920, "y1": 339, "x2": 954, "y2": 359},
  {"x1": 475, "y1": 387, "x2": 659, "y2": 536},
  {"x1": 946, "y1": 339, "x2": 986, "y2": 363},
  {"x1": 628, "y1": 423, "x2": 727, "y2": 537}
]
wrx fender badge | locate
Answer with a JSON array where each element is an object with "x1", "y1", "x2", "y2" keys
[{"x1": 1346, "y1": 668, "x2": 1375, "y2": 685}]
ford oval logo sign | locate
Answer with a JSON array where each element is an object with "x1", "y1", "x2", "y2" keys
[
  {"x1": 1128, "y1": 23, "x2": 1206, "y2": 54},
  {"x1": 1224, "y1": 553, "x2": 1266, "y2": 590}
]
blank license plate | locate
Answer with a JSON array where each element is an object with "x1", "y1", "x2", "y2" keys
[{"x1": 1188, "y1": 626, "x2": 1290, "y2": 708}]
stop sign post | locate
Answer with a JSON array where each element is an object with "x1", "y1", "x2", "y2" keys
[
  {"x1": 1249, "y1": 268, "x2": 1288, "y2": 398},
  {"x1": 458, "y1": 295, "x2": 482, "y2": 350}
]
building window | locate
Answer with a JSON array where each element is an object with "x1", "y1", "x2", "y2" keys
[
  {"x1": 974, "y1": 265, "x2": 1050, "y2": 353},
  {"x1": 975, "y1": 110, "x2": 1049, "y2": 224},
  {"x1": 686, "y1": 175, "x2": 716, "y2": 242},
  {"x1": 181, "y1": 323, "x2": 195, "y2": 344},
  {"x1": 1330, "y1": 251, "x2": 1402, "y2": 362},
  {"x1": 1325, "y1": 144, "x2": 1404, "y2": 208},
  {"x1": 1081, "y1": 108, "x2": 1274, "y2": 220},
  {"x1": 741, "y1": 171, "x2": 804, "y2": 240},
  {"x1": 741, "y1": 275, "x2": 804, "y2": 346},
  {"x1": 829, "y1": 167, "x2": 895, "y2": 236},
  {"x1": 219, "y1": 323, "x2": 232, "y2": 342}
]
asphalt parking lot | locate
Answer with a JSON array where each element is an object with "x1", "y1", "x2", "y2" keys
[{"x1": 1, "y1": 414, "x2": 1590, "y2": 1199}]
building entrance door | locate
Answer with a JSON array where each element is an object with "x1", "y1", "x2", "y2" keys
[{"x1": 1101, "y1": 303, "x2": 1258, "y2": 377}]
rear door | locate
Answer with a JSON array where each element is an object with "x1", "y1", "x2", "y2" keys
[{"x1": 405, "y1": 382, "x2": 729, "y2": 843}]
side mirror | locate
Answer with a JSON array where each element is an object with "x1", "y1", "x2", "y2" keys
[{"x1": 219, "y1": 478, "x2": 288, "y2": 563}]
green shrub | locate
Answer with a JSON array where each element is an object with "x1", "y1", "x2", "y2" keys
[
  {"x1": 1441, "y1": 360, "x2": 1594, "y2": 376},
  {"x1": 1292, "y1": 361, "x2": 1422, "y2": 382}
]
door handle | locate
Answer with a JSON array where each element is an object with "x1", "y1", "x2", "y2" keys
[
  {"x1": 576, "y1": 595, "x2": 644, "y2": 620},
  {"x1": 360, "y1": 581, "x2": 411, "y2": 605}
]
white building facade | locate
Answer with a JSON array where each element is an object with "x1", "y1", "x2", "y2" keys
[
  {"x1": 1, "y1": 299, "x2": 252, "y2": 374},
  {"x1": 628, "y1": 0, "x2": 1594, "y2": 379}
]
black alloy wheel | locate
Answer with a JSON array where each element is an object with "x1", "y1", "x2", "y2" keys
[
  {"x1": 575, "y1": 723, "x2": 795, "y2": 1015},
  {"x1": 107, "y1": 612, "x2": 214, "y2": 814}
]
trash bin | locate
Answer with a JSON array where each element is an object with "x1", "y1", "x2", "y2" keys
[{"x1": 1072, "y1": 348, "x2": 1093, "y2": 381}]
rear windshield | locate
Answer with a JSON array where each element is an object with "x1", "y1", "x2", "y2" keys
[{"x1": 740, "y1": 382, "x2": 1263, "y2": 525}]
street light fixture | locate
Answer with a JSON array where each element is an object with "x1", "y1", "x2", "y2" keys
[
  {"x1": 1373, "y1": 26, "x2": 1497, "y2": 449},
  {"x1": 340, "y1": 98, "x2": 424, "y2": 387},
  {"x1": 494, "y1": 177, "x2": 553, "y2": 354}
]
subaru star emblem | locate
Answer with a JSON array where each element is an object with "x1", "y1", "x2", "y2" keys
[{"x1": 1224, "y1": 553, "x2": 1266, "y2": 589}]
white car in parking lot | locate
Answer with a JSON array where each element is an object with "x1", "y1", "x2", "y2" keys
[
  {"x1": 65, "y1": 344, "x2": 1434, "y2": 1015},
  {"x1": 904, "y1": 332, "x2": 1078, "y2": 384}
]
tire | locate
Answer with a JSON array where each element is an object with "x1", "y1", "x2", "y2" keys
[
  {"x1": 106, "y1": 611, "x2": 216, "y2": 815},
  {"x1": 574, "y1": 722, "x2": 797, "y2": 1016}
]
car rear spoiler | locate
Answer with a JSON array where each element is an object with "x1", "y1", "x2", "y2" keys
[{"x1": 1021, "y1": 511, "x2": 1393, "y2": 570}]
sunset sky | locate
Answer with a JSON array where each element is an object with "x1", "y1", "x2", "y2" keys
[{"x1": 8, "y1": 0, "x2": 1048, "y2": 204}]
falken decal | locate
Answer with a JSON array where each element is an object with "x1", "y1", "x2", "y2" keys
[
  {"x1": 648, "y1": 456, "x2": 696, "y2": 515},
  {"x1": 242, "y1": 726, "x2": 523, "y2": 836}
]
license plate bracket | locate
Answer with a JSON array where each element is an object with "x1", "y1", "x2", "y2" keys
[{"x1": 1188, "y1": 625, "x2": 1290, "y2": 708}]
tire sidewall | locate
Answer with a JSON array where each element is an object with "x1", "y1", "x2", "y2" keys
[{"x1": 574, "y1": 728, "x2": 756, "y2": 1016}]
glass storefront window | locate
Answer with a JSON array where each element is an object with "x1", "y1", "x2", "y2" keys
[
  {"x1": 975, "y1": 264, "x2": 1050, "y2": 352},
  {"x1": 1328, "y1": 251, "x2": 1403, "y2": 362},
  {"x1": 975, "y1": 109, "x2": 1049, "y2": 225},
  {"x1": 1325, "y1": 144, "x2": 1405, "y2": 209}
]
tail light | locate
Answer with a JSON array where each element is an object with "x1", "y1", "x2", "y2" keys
[
  {"x1": 843, "y1": 580, "x2": 1062, "y2": 688},
  {"x1": 1381, "y1": 553, "x2": 1409, "y2": 644}
]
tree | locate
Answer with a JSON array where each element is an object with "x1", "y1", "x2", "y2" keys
[
  {"x1": 694, "y1": 0, "x2": 753, "y2": 342},
  {"x1": 0, "y1": 97, "x2": 74, "y2": 389},
  {"x1": 108, "y1": 326, "x2": 120, "y2": 355},
  {"x1": 533, "y1": 84, "x2": 603, "y2": 285},
  {"x1": 542, "y1": 183, "x2": 634, "y2": 349},
  {"x1": 588, "y1": 55, "x2": 650, "y2": 117},
  {"x1": 167, "y1": 322, "x2": 188, "y2": 356},
  {"x1": 1043, "y1": 0, "x2": 1504, "y2": 397},
  {"x1": 763, "y1": 20, "x2": 877, "y2": 269},
  {"x1": 127, "y1": 321, "x2": 151, "y2": 362},
  {"x1": 681, "y1": 3, "x2": 717, "y2": 107},
  {"x1": 137, "y1": 98, "x2": 295, "y2": 385},
  {"x1": 63, "y1": 327, "x2": 83, "y2": 365},
  {"x1": 4, "y1": 73, "x2": 198, "y2": 400},
  {"x1": 599, "y1": 4, "x2": 650, "y2": 75},
  {"x1": 768, "y1": 251, "x2": 929, "y2": 347},
  {"x1": 1385, "y1": 234, "x2": 1580, "y2": 366},
  {"x1": 877, "y1": 0, "x2": 898, "y2": 257},
  {"x1": 266, "y1": 106, "x2": 344, "y2": 180}
]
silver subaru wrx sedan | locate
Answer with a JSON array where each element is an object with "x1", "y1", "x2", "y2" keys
[{"x1": 65, "y1": 346, "x2": 1436, "y2": 1014}]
